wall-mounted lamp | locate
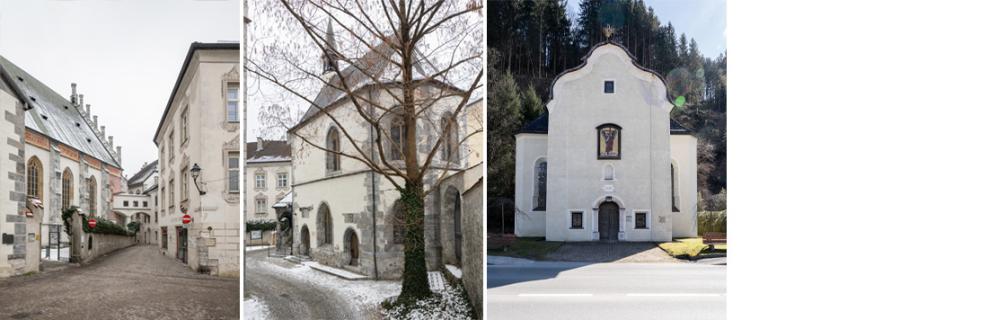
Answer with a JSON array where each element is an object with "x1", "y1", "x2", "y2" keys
[{"x1": 190, "y1": 163, "x2": 207, "y2": 196}]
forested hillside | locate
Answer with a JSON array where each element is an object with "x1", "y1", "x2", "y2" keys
[{"x1": 488, "y1": 0, "x2": 727, "y2": 213}]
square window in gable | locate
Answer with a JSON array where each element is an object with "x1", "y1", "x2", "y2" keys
[{"x1": 604, "y1": 81, "x2": 614, "y2": 93}]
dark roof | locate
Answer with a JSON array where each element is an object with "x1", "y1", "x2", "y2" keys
[
  {"x1": 127, "y1": 160, "x2": 159, "y2": 186},
  {"x1": 246, "y1": 139, "x2": 291, "y2": 163},
  {"x1": 518, "y1": 112, "x2": 549, "y2": 134},
  {"x1": 0, "y1": 55, "x2": 121, "y2": 167},
  {"x1": 670, "y1": 118, "x2": 693, "y2": 135},
  {"x1": 516, "y1": 111, "x2": 693, "y2": 136},
  {"x1": 153, "y1": 42, "x2": 239, "y2": 144}
]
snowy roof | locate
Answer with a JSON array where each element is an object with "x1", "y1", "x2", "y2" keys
[
  {"x1": 272, "y1": 192, "x2": 292, "y2": 208},
  {"x1": 246, "y1": 140, "x2": 291, "y2": 163},
  {"x1": 127, "y1": 160, "x2": 159, "y2": 186},
  {"x1": 0, "y1": 55, "x2": 121, "y2": 167}
]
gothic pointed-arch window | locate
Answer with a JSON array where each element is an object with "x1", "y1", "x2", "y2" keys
[
  {"x1": 326, "y1": 127, "x2": 340, "y2": 172},
  {"x1": 27, "y1": 157, "x2": 43, "y2": 200},
  {"x1": 533, "y1": 159, "x2": 547, "y2": 211},
  {"x1": 597, "y1": 124, "x2": 622, "y2": 159},
  {"x1": 318, "y1": 203, "x2": 333, "y2": 245},
  {"x1": 62, "y1": 168, "x2": 73, "y2": 210},
  {"x1": 87, "y1": 177, "x2": 98, "y2": 216},
  {"x1": 389, "y1": 115, "x2": 406, "y2": 161},
  {"x1": 671, "y1": 162, "x2": 680, "y2": 212},
  {"x1": 440, "y1": 116, "x2": 458, "y2": 163}
]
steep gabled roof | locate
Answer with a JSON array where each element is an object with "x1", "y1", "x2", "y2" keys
[
  {"x1": 547, "y1": 41, "x2": 672, "y2": 104},
  {"x1": 0, "y1": 54, "x2": 120, "y2": 167},
  {"x1": 246, "y1": 139, "x2": 291, "y2": 164},
  {"x1": 127, "y1": 160, "x2": 159, "y2": 186}
]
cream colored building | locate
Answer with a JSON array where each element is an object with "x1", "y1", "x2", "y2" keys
[
  {"x1": 514, "y1": 42, "x2": 698, "y2": 242},
  {"x1": 153, "y1": 42, "x2": 240, "y2": 277},
  {"x1": 285, "y1": 37, "x2": 483, "y2": 280},
  {"x1": 1, "y1": 54, "x2": 126, "y2": 276},
  {"x1": 245, "y1": 138, "x2": 291, "y2": 246}
]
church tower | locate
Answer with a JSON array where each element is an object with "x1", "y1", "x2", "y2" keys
[{"x1": 322, "y1": 20, "x2": 338, "y2": 73}]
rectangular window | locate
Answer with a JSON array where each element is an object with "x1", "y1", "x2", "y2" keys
[
  {"x1": 571, "y1": 211, "x2": 583, "y2": 229},
  {"x1": 635, "y1": 212, "x2": 648, "y2": 229},
  {"x1": 255, "y1": 173, "x2": 265, "y2": 189},
  {"x1": 277, "y1": 172, "x2": 288, "y2": 188},
  {"x1": 133, "y1": 201, "x2": 138, "y2": 207},
  {"x1": 168, "y1": 131, "x2": 175, "y2": 161},
  {"x1": 604, "y1": 80, "x2": 614, "y2": 93},
  {"x1": 228, "y1": 152, "x2": 240, "y2": 193},
  {"x1": 168, "y1": 179, "x2": 175, "y2": 210},
  {"x1": 123, "y1": 201, "x2": 129, "y2": 207},
  {"x1": 255, "y1": 199, "x2": 266, "y2": 214},
  {"x1": 180, "y1": 106, "x2": 189, "y2": 142},
  {"x1": 180, "y1": 168, "x2": 189, "y2": 201},
  {"x1": 226, "y1": 83, "x2": 239, "y2": 123},
  {"x1": 143, "y1": 201, "x2": 148, "y2": 207}
]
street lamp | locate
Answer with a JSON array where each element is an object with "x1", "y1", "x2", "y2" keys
[{"x1": 190, "y1": 163, "x2": 207, "y2": 195}]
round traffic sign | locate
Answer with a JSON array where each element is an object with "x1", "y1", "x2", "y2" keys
[
  {"x1": 87, "y1": 218, "x2": 96, "y2": 229},
  {"x1": 182, "y1": 214, "x2": 192, "y2": 224}
]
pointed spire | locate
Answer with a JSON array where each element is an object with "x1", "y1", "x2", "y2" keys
[{"x1": 323, "y1": 20, "x2": 338, "y2": 73}]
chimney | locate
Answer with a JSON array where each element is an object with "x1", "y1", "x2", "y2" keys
[
  {"x1": 100, "y1": 125, "x2": 106, "y2": 140},
  {"x1": 116, "y1": 146, "x2": 122, "y2": 163},
  {"x1": 93, "y1": 115, "x2": 98, "y2": 128},
  {"x1": 108, "y1": 135, "x2": 114, "y2": 148},
  {"x1": 85, "y1": 104, "x2": 91, "y2": 118},
  {"x1": 79, "y1": 94, "x2": 84, "y2": 110},
  {"x1": 71, "y1": 83, "x2": 78, "y2": 106},
  {"x1": 257, "y1": 137, "x2": 264, "y2": 151}
]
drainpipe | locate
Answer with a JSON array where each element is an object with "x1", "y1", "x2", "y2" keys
[{"x1": 369, "y1": 92, "x2": 379, "y2": 279}]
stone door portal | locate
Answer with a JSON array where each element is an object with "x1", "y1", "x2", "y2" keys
[
  {"x1": 299, "y1": 225, "x2": 311, "y2": 257},
  {"x1": 598, "y1": 202, "x2": 619, "y2": 241}
]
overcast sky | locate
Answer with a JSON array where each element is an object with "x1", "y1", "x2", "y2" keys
[
  {"x1": 0, "y1": 0, "x2": 239, "y2": 177},
  {"x1": 567, "y1": 0, "x2": 727, "y2": 58}
]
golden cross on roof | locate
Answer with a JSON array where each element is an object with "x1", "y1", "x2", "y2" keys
[{"x1": 603, "y1": 25, "x2": 615, "y2": 40}]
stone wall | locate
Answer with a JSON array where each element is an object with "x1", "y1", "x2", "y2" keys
[
  {"x1": 0, "y1": 88, "x2": 36, "y2": 278},
  {"x1": 461, "y1": 179, "x2": 483, "y2": 319},
  {"x1": 77, "y1": 232, "x2": 136, "y2": 264}
]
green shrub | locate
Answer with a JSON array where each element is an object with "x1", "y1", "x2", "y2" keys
[
  {"x1": 127, "y1": 221, "x2": 141, "y2": 233},
  {"x1": 246, "y1": 219, "x2": 277, "y2": 232},
  {"x1": 697, "y1": 210, "x2": 727, "y2": 235},
  {"x1": 61, "y1": 206, "x2": 133, "y2": 236}
]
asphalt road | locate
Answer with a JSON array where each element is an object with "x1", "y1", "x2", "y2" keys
[
  {"x1": 0, "y1": 245, "x2": 239, "y2": 320},
  {"x1": 243, "y1": 249, "x2": 355, "y2": 320},
  {"x1": 488, "y1": 262, "x2": 726, "y2": 320}
]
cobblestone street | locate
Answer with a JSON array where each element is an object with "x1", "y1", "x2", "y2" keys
[{"x1": 0, "y1": 245, "x2": 239, "y2": 320}]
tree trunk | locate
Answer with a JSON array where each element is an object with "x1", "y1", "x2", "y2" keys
[{"x1": 396, "y1": 180, "x2": 431, "y2": 303}]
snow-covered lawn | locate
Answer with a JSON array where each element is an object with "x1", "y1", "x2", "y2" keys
[
  {"x1": 244, "y1": 245, "x2": 272, "y2": 252},
  {"x1": 258, "y1": 258, "x2": 400, "y2": 314},
  {"x1": 381, "y1": 283, "x2": 474, "y2": 320},
  {"x1": 243, "y1": 296, "x2": 271, "y2": 320}
]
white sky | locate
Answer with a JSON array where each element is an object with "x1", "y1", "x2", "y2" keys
[{"x1": 0, "y1": 0, "x2": 239, "y2": 176}]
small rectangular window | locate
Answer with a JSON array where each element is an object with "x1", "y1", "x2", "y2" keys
[
  {"x1": 604, "y1": 81, "x2": 614, "y2": 93},
  {"x1": 123, "y1": 201, "x2": 129, "y2": 207},
  {"x1": 255, "y1": 173, "x2": 265, "y2": 189},
  {"x1": 228, "y1": 152, "x2": 240, "y2": 193},
  {"x1": 226, "y1": 83, "x2": 239, "y2": 123},
  {"x1": 571, "y1": 211, "x2": 583, "y2": 229},
  {"x1": 277, "y1": 173, "x2": 288, "y2": 188},
  {"x1": 143, "y1": 201, "x2": 148, "y2": 207},
  {"x1": 635, "y1": 212, "x2": 648, "y2": 229}
]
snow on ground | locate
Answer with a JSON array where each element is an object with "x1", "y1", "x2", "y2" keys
[
  {"x1": 382, "y1": 283, "x2": 473, "y2": 320},
  {"x1": 40, "y1": 247, "x2": 70, "y2": 261},
  {"x1": 444, "y1": 264, "x2": 463, "y2": 279},
  {"x1": 245, "y1": 245, "x2": 272, "y2": 252},
  {"x1": 259, "y1": 259, "x2": 400, "y2": 314},
  {"x1": 243, "y1": 296, "x2": 271, "y2": 320}
]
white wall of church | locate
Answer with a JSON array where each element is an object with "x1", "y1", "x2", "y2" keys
[
  {"x1": 514, "y1": 133, "x2": 547, "y2": 237},
  {"x1": 670, "y1": 134, "x2": 698, "y2": 238}
]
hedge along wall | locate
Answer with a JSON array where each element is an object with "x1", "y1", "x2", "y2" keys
[{"x1": 64, "y1": 208, "x2": 136, "y2": 264}]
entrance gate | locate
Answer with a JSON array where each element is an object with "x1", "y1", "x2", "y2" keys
[{"x1": 44, "y1": 224, "x2": 63, "y2": 261}]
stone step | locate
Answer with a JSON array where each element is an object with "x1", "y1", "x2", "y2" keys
[{"x1": 304, "y1": 261, "x2": 367, "y2": 280}]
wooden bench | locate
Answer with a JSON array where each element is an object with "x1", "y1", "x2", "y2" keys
[{"x1": 702, "y1": 232, "x2": 727, "y2": 244}]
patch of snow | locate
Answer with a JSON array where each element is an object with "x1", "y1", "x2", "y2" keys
[
  {"x1": 382, "y1": 283, "x2": 473, "y2": 320},
  {"x1": 243, "y1": 296, "x2": 271, "y2": 320},
  {"x1": 304, "y1": 261, "x2": 367, "y2": 280},
  {"x1": 40, "y1": 247, "x2": 70, "y2": 262},
  {"x1": 245, "y1": 245, "x2": 272, "y2": 252},
  {"x1": 257, "y1": 258, "x2": 400, "y2": 313},
  {"x1": 444, "y1": 264, "x2": 463, "y2": 279}
]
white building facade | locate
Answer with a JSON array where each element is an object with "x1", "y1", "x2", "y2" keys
[
  {"x1": 514, "y1": 42, "x2": 698, "y2": 242},
  {"x1": 153, "y1": 42, "x2": 240, "y2": 277},
  {"x1": 245, "y1": 139, "x2": 291, "y2": 246}
]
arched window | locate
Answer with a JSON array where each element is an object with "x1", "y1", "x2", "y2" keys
[
  {"x1": 603, "y1": 164, "x2": 614, "y2": 180},
  {"x1": 533, "y1": 159, "x2": 547, "y2": 211},
  {"x1": 87, "y1": 177, "x2": 97, "y2": 216},
  {"x1": 671, "y1": 162, "x2": 680, "y2": 212},
  {"x1": 596, "y1": 123, "x2": 622, "y2": 159},
  {"x1": 27, "y1": 157, "x2": 42, "y2": 200},
  {"x1": 440, "y1": 116, "x2": 458, "y2": 163},
  {"x1": 388, "y1": 115, "x2": 406, "y2": 161},
  {"x1": 62, "y1": 168, "x2": 73, "y2": 210},
  {"x1": 318, "y1": 203, "x2": 333, "y2": 245},
  {"x1": 326, "y1": 127, "x2": 341, "y2": 172}
]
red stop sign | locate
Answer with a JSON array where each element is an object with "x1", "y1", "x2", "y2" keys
[
  {"x1": 87, "y1": 218, "x2": 96, "y2": 229},
  {"x1": 182, "y1": 214, "x2": 192, "y2": 224}
]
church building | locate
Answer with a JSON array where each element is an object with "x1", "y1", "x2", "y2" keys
[{"x1": 514, "y1": 41, "x2": 698, "y2": 242}]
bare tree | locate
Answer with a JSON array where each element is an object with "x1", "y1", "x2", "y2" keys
[{"x1": 247, "y1": 0, "x2": 483, "y2": 304}]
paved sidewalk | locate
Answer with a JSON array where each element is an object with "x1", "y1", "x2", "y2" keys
[
  {"x1": 0, "y1": 245, "x2": 239, "y2": 320},
  {"x1": 544, "y1": 242, "x2": 682, "y2": 263}
]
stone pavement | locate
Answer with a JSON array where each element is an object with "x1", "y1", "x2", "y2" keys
[
  {"x1": 0, "y1": 245, "x2": 239, "y2": 320},
  {"x1": 544, "y1": 242, "x2": 683, "y2": 263}
]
